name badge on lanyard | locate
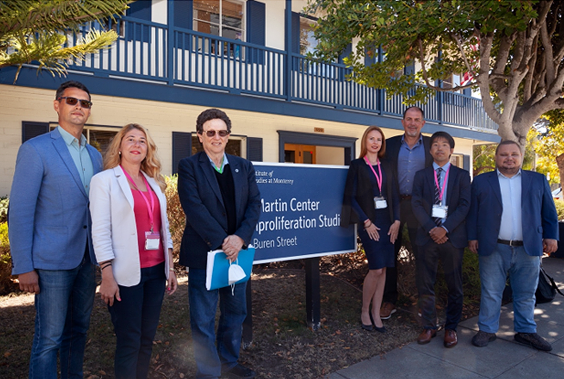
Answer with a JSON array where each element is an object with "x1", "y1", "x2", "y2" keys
[
  {"x1": 432, "y1": 165, "x2": 450, "y2": 219},
  {"x1": 365, "y1": 157, "x2": 387, "y2": 209},
  {"x1": 122, "y1": 166, "x2": 161, "y2": 251}
]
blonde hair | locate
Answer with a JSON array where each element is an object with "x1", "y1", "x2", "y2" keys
[
  {"x1": 104, "y1": 123, "x2": 166, "y2": 191},
  {"x1": 359, "y1": 126, "x2": 386, "y2": 159}
]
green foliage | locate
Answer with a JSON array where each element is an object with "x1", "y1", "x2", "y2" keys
[
  {"x1": 164, "y1": 175, "x2": 184, "y2": 268},
  {"x1": 0, "y1": 197, "x2": 8, "y2": 224},
  {"x1": 532, "y1": 111, "x2": 564, "y2": 185},
  {"x1": 307, "y1": 0, "x2": 564, "y2": 145},
  {"x1": 0, "y1": 0, "x2": 129, "y2": 82},
  {"x1": 0, "y1": 222, "x2": 17, "y2": 295},
  {"x1": 554, "y1": 199, "x2": 564, "y2": 221}
]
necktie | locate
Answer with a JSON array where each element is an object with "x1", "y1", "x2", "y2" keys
[{"x1": 434, "y1": 167, "x2": 443, "y2": 226}]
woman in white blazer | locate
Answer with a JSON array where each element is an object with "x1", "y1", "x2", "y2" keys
[{"x1": 90, "y1": 123, "x2": 177, "y2": 379}]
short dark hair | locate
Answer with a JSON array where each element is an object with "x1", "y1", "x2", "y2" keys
[
  {"x1": 495, "y1": 140, "x2": 521, "y2": 155},
  {"x1": 55, "y1": 81, "x2": 91, "y2": 101},
  {"x1": 430, "y1": 131, "x2": 455, "y2": 149},
  {"x1": 403, "y1": 106, "x2": 424, "y2": 119},
  {"x1": 196, "y1": 108, "x2": 232, "y2": 134}
]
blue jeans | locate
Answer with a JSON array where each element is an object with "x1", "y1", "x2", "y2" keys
[
  {"x1": 30, "y1": 257, "x2": 96, "y2": 379},
  {"x1": 108, "y1": 262, "x2": 166, "y2": 379},
  {"x1": 478, "y1": 244, "x2": 540, "y2": 334},
  {"x1": 188, "y1": 268, "x2": 247, "y2": 379}
]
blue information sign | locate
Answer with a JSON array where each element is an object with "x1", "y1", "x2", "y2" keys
[{"x1": 251, "y1": 163, "x2": 356, "y2": 264}]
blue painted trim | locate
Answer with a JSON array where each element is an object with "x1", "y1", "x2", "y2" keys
[{"x1": 1, "y1": 66, "x2": 500, "y2": 144}]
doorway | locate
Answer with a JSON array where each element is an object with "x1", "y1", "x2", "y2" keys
[{"x1": 284, "y1": 143, "x2": 316, "y2": 164}]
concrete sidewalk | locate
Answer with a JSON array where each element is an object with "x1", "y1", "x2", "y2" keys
[{"x1": 329, "y1": 257, "x2": 564, "y2": 379}]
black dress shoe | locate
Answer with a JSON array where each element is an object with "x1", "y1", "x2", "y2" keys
[
  {"x1": 361, "y1": 320, "x2": 374, "y2": 331},
  {"x1": 222, "y1": 363, "x2": 256, "y2": 378}
]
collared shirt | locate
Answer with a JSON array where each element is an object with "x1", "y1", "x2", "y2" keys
[
  {"x1": 58, "y1": 126, "x2": 94, "y2": 195},
  {"x1": 498, "y1": 169, "x2": 523, "y2": 241},
  {"x1": 397, "y1": 134, "x2": 426, "y2": 195},
  {"x1": 207, "y1": 153, "x2": 229, "y2": 173},
  {"x1": 433, "y1": 161, "x2": 450, "y2": 225}
]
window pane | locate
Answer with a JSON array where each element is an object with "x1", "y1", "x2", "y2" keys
[
  {"x1": 194, "y1": 20, "x2": 219, "y2": 36},
  {"x1": 191, "y1": 136, "x2": 242, "y2": 157},
  {"x1": 193, "y1": 0, "x2": 220, "y2": 31},
  {"x1": 222, "y1": 26, "x2": 242, "y2": 41},
  {"x1": 300, "y1": 18, "x2": 317, "y2": 55},
  {"x1": 90, "y1": 130, "x2": 118, "y2": 155},
  {"x1": 222, "y1": 0, "x2": 243, "y2": 29}
]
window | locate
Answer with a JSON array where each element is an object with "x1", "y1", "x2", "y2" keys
[
  {"x1": 299, "y1": 17, "x2": 317, "y2": 56},
  {"x1": 193, "y1": 0, "x2": 245, "y2": 41},
  {"x1": 49, "y1": 124, "x2": 119, "y2": 155},
  {"x1": 191, "y1": 134, "x2": 242, "y2": 157}
]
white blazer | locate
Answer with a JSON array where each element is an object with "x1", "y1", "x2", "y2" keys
[{"x1": 89, "y1": 166, "x2": 173, "y2": 286}]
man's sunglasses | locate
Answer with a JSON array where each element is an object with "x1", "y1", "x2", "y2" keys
[
  {"x1": 57, "y1": 96, "x2": 93, "y2": 109},
  {"x1": 201, "y1": 130, "x2": 230, "y2": 137}
]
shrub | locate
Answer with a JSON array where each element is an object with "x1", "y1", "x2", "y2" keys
[
  {"x1": 0, "y1": 197, "x2": 8, "y2": 224},
  {"x1": 165, "y1": 175, "x2": 185, "y2": 270},
  {"x1": 554, "y1": 198, "x2": 564, "y2": 221},
  {"x1": 0, "y1": 222, "x2": 17, "y2": 295}
]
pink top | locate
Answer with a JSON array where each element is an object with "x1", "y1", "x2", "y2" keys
[{"x1": 132, "y1": 188, "x2": 165, "y2": 268}]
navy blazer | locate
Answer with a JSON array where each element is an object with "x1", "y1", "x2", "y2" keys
[
  {"x1": 9, "y1": 128, "x2": 103, "y2": 275},
  {"x1": 178, "y1": 152, "x2": 262, "y2": 269},
  {"x1": 467, "y1": 170, "x2": 559, "y2": 256},
  {"x1": 412, "y1": 165, "x2": 471, "y2": 249},
  {"x1": 384, "y1": 134, "x2": 433, "y2": 191},
  {"x1": 341, "y1": 158, "x2": 400, "y2": 226}
]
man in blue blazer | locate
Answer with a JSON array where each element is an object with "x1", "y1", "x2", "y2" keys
[
  {"x1": 380, "y1": 106, "x2": 433, "y2": 319},
  {"x1": 412, "y1": 132, "x2": 471, "y2": 348},
  {"x1": 178, "y1": 109, "x2": 261, "y2": 379},
  {"x1": 9, "y1": 81, "x2": 102, "y2": 378},
  {"x1": 468, "y1": 140, "x2": 558, "y2": 351}
]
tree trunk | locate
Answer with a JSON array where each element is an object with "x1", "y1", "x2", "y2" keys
[{"x1": 557, "y1": 153, "x2": 564, "y2": 188}]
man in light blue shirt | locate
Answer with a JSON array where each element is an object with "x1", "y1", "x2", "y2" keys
[
  {"x1": 9, "y1": 81, "x2": 103, "y2": 378},
  {"x1": 468, "y1": 141, "x2": 558, "y2": 351},
  {"x1": 381, "y1": 107, "x2": 433, "y2": 319}
]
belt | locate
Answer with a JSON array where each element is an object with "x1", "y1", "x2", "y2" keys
[
  {"x1": 497, "y1": 239, "x2": 524, "y2": 247},
  {"x1": 400, "y1": 195, "x2": 412, "y2": 200}
]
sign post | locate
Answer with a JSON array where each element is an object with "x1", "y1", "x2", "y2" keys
[{"x1": 243, "y1": 163, "x2": 356, "y2": 341}]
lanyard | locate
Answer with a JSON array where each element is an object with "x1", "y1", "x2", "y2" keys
[
  {"x1": 434, "y1": 165, "x2": 451, "y2": 203},
  {"x1": 121, "y1": 166, "x2": 155, "y2": 232},
  {"x1": 364, "y1": 156, "x2": 383, "y2": 195}
]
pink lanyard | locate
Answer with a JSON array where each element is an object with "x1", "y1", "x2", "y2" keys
[
  {"x1": 364, "y1": 156, "x2": 383, "y2": 195},
  {"x1": 121, "y1": 166, "x2": 155, "y2": 232},
  {"x1": 434, "y1": 165, "x2": 451, "y2": 203}
]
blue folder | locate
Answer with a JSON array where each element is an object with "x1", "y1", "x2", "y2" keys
[{"x1": 205, "y1": 246, "x2": 255, "y2": 291}]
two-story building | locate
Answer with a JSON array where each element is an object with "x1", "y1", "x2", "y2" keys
[{"x1": 0, "y1": 0, "x2": 499, "y2": 197}]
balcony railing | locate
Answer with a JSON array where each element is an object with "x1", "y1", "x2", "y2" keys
[{"x1": 67, "y1": 17, "x2": 497, "y2": 131}]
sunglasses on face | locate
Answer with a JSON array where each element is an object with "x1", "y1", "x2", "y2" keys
[
  {"x1": 58, "y1": 96, "x2": 93, "y2": 109},
  {"x1": 202, "y1": 130, "x2": 230, "y2": 137}
]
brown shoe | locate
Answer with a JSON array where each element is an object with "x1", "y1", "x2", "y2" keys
[
  {"x1": 444, "y1": 329, "x2": 458, "y2": 348},
  {"x1": 417, "y1": 329, "x2": 437, "y2": 344},
  {"x1": 380, "y1": 302, "x2": 397, "y2": 320}
]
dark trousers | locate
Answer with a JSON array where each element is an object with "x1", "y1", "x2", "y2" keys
[
  {"x1": 108, "y1": 262, "x2": 166, "y2": 379},
  {"x1": 383, "y1": 197, "x2": 420, "y2": 304},
  {"x1": 417, "y1": 240, "x2": 464, "y2": 331}
]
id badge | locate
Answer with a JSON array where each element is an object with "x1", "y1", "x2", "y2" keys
[
  {"x1": 145, "y1": 231, "x2": 161, "y2": 250},
  {"x1": 374, "y1": 196, "x2": 388, "y2": 209},
  {"x1": 432, "y1": 205, "x2": 448, "y2": 219}
]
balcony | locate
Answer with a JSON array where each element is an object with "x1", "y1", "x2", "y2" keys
[{"x1": 64, "y1": 17, "x2": 497, "y2": 132}]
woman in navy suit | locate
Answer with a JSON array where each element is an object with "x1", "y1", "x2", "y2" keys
[
  {"x1": 341, "y1": 126, "x2": 401, "y2": 332},
  {"x1": 90, "y1": 124, "x2": 177, "y2": 379}
]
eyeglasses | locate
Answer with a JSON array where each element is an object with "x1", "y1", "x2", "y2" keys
[
  {"x1": 57, "y1": 97, "x2": 93, "y2": 109},
  {"x1": 201, "y1": 130, "x2": 230, "y2": 137}
]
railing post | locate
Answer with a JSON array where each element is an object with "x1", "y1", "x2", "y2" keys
[
  {"x1": 284, "y1": 0, "x2": 292, "y2": 101},
  {"x1": 167, "y1": 0, "x2": 175, "y2": 86}
]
